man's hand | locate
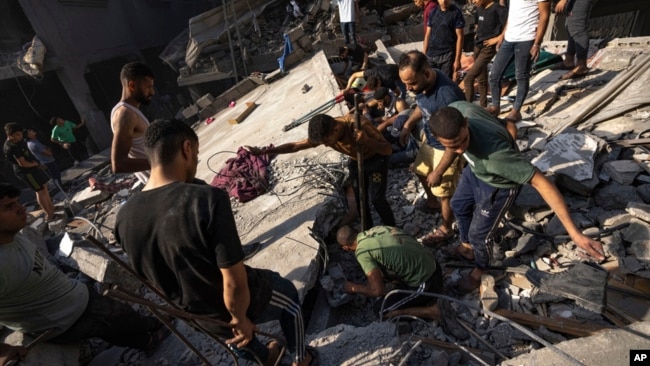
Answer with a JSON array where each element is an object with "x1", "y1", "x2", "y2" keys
[
  {"x1": 398, "y1": 127, "x2": 412, "y2": 147},
  {"x1": 245, "y1": 146, "x2": 264, "y2": 155},
  {"x1": 343, "y1": 281, "x2": 356, "y2": 294},
  {"x1": 226, "y1": 317, "x2": 258, "y2": 349},
  {"x1": 62, "y1": 143, "x2": 71, "y2": 150},
  {"x1": 530, "y1": 45, "x2": 541, "y2": 62},
  {"x1": 483, "y1": 36, "x2": 499, "y2": 47},
  {"x1": 452, "y1": 61, "x2": 461, "y2": 82},
  {"x1": 353, "y1": 128, "x2": 367, "y2": 144},
  {"x1": 554, "y1": 0, "x2": 568, "y2": 13},
  {"x1": 0, "y1": 343, "x2": 27, "y2": 366},
  {"x1": 572, "y1": 234, "x2": 606, "y2": 261},
  {"x1": 426, "y1": 171, "x2": 442, "y2": 188}
]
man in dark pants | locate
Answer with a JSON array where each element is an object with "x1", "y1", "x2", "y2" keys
[
  {"x1": 248, "y1": 113, "x2": 395, "y2": 230},
  {"x1": 554, "y1": 0, "x2": 594, "y2": 79},
  {"x1": 423, "y1": 0, "x2": 465, "y2": 80},
  {"x1": 428, "y1": 104, "x2": 605, "y2": 294}
]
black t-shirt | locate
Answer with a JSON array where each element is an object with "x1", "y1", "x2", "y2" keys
[
  {"x1": 364, "y1": 64, "x2": 400, "y2": 91},
  {"x1": 115, "y1": 182, "x2": 273, "y2": 320},
  {"x1": 475, "y1": 3, "x2": 507, "y2": 43},
  {"x1": 3, "y1": 140, "x2": 37, "y2": 175},
  {"x1": 347, "y1": 46, "x2": 367, "y2": 67}
]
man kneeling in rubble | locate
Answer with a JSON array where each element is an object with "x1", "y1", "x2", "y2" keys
[
  {"x1": 115, "y1": 119, "x2": 314, "y2": 366},
  {"x1": 336, "y1": 225, "x2": 469, "y2": 340},
  {"x1": 0, "y1": 183, "x2": 165, "y2": 365},
  {"x1": 429, "y1": 104, "x2": 606, "y2": 294}
]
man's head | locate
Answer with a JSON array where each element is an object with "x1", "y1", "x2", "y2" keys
[
  {"x1": 365, "y1": 76, "x2": 381, "y2": 90},
  {"x1": 398, "y1": 50, "x2": 434, "y2": 95},
  {"x1": 0, "y1": 184, "x2": 27, "y2": 242},
  {"x1": 120, "y1": 62, "x2": 155, "y2": 106},
  {"x1": 308, "y1": 114, "x2": 340, "y2": 146},
  {"x1": 144, "y1": 119, "x2": 199, "y2": 180},
  {"x1": 336, "y1": 225, "x2": 358, "y2": 251},
  {"x1": 475, "y1": 0, "x2": 491, "y2": 7},
  {"x1": 25, "y1": 128, "x2": 37, "y2": 140},
  {"x1": 414, "y1": 0, "x2": 425, "y2": 8},
  {"x1": 49, "y1": 117, "x2": 65, "y2": 127},
  {"x1": 4, "y1": 123, "x2": 23, "y2": 141},
  {"x1": 338, "y1": 47, "x2": 349, "y2": 59},
  {"x1": 373, "y1": 87, "x2": 391, "y2": 109},
  {"x1": 429, "y1": 107, "x2": 470, "y2": 154}
]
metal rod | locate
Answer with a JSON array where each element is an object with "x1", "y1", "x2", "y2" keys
[
  {"x1": 457, "y1": 319, "x2": 510, "y2": 361},
  {"x1": 354, "y1": 93, "x2": 367, "y2": 230}
]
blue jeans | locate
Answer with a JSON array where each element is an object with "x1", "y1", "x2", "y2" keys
[
  {"x1": 341, "y1": 22, "x2": 356, "y2": 45},
  {"x1": 200, "y1": 272, "x2": 306, "y2": 365},
  {"x1": 450, "y1": 166, "x2": 520, "y2": 269},
  {"x1": 488, "y1": 40, "x2": 534, "y2": 112}
]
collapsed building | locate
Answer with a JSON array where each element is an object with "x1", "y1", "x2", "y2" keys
[{"x1": 2, "y1": 0, "x2": 650, "y2": 365}]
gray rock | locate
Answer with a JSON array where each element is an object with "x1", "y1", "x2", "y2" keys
[
  {"x1": 514, "y1": 184, "x2": 546, "y2": 210},
  {"x1": 531, "y1": 131, "x2": 600, "y2": 182},
  {"x1": 554, "y1": 173, "x2": 600, "y2": 196},
  {"x1": 602, "y1": 160, "x2": 642, "y2": 185},
  {"x1": 490, "y1": 323, "x2": 519, "y2": 348},
  {"x1": 593, "y1": 208, "x2": 630, "y2": 227},
  {"x1": 626, "y1": 201, "x2": 650, "y2": 223},
  {"x1": 636, "y1": 184, "x2": 650, "y2": 203},
  {"x1": 631, "y1": 240, "x2": 650, "y2": 261},
  {"x1": 623, "y1": 256, "x2": 644, "y2": 272},
  {"x1": 594, "y1": 183, "x2": 642, "y2": 210},
  {"x1": 545, "y1": 212, "x2": 594, "y2": 236},
  {"x1": 528, "y1": 128, "x2": 549, "y2": 151},
  {"x1": 506, "y1": 233, "x2": 541, "y2": 258}
]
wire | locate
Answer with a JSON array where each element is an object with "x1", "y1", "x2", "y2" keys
[
  {"x1": 71, "y1": 216, "x2": 106, "y2": 241},
  {"x1": 10, "y1": 66, "x2": 47, "y2": 122}
]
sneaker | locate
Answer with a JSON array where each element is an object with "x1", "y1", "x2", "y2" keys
[{"x1": 438, "y1": 299, "x2": 470, "y2": 340}]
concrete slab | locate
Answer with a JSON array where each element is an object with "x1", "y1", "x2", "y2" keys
[
  {"x1": 60, "y1": 148, "x2": 110, "y2": 183},
  {"x1": 0, "y1": 329, "x2": 79, "y2": 366},
  {"x1": 505, "y1": 321, "x2": 650, "y2": 366},
  {"x1": 193, "y1": 50, "x2": 347, "y2": 299}
]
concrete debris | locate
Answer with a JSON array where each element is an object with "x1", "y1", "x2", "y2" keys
[
  {"x1": 531, "y1": 129, "x2": 601, "y2": 182},
  {"x1": 626, "y1": 201, "x2": 650, "y2": 223},
  {"x1": 603, "y1": 160, "x2": 643, "y2": 185}
]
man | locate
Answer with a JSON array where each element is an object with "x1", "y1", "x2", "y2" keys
[
  {"x1": 337, "y1": 0, "x2": 359, "y2": 45},
  {"x1": 423, "y1": 0, "x2": 465, "y2": 80},
  {"x1": 398, "y1": 51, "x2": 464, "y2": 246},
  {"x1": 49, "y1": 116, "x2": 86, "y2": 166},
  {"x1": 554, "y1": 0, "x2": 594, "y2": 80},
  {"x1": 248, "y1": 113, "x2": 395, "y2": 230},
  {"x1": 339, "y1": 45, "x2": 369, "y2": 77},
  {"x1": 3, "y1": 123, "x2": 54, "y2": 220},
  {"x1": 336, "y1": 225, "x2": 468, "y2": 338},
  {"x1": 345, "y1": 63, "x2": 406, "y2": 98},
  {"x1": 428, "y1": 103, "x2": 605, "y2": 294},
  {"x1": 111, "y1": 62, "x2": 155, "y2": 185},
  {"x1": 464, "y1": 0, "x2": 507, "y2": 107},
  {"x1": 414, "y1": 0, "x2": 438, "y2": 34},
  {"x1": 115, "y1": 120, "x2": 314, "y2": 366},
  {"x1": 25, "y1": 128, "x2": 63, "y2": 190},
  {"x1": 487, "y1": 0, "x2": 550, "y2": 130},
  {"x1": 0, "y1": 183, "x2": 166, "y2": 364}
]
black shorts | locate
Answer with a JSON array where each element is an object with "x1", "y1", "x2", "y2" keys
[{"x1": 17, "y1": 167, "x2": 50, "y2": 192}]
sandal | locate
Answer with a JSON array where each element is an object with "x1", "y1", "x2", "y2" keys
[
  {"x1": 559, "y1": 69, "x2": 589, "y2": 80},
  {"x1": 421, "y1": 228, "x2": 454, "y2": 247}
]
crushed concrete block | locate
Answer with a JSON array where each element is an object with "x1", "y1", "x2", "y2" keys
[
  {"x1": 602, "y1": 160, "x2": 642, "y2": 185},
  {"x1": 631, "y1": 240, "x2": 650, "y2": 261},
  {"x1": 623, "y1": 256, "x2": 644, "y2": 272},
  {"x1": 1, "y1": 329, "x2": 79, "y2": 366},
  {"x1": 285, "y1": 25, "x2": 305, "y2": 42},
  {"x1": 297, "y1": 35, "x2": 313, "y2": 51},
  {"x1": 546, "y1": 212, "x2": 595, "y2": 237},
  {"x1": 622, "y1": 218, "x2": 650, "y2": 242},
  {"x1": 284, "y1": 48, "x2": 307, "y2": 68},
  {"x1": 555, "y1": 170, "x2": 600, "y2": 196},
  {"x1": 531, "y1": 130, "x2": 600, "y2": 181},
  {"x1": 198, "y1": 104, "x2": 218, "y2": 120},
  {"x1": 594, "y1": 183, "x2": 641, "y2": 210},
  {"x1": 528, "y1": 128, "x2": 549, "y2": 151},
  {"x1": 626, "y1": 201, "x2": 650, "y2": 223},
  {"x1": 593, "y1": 208, "x2": 630, "y2": 227},
  {"x1": 72, "y1": 186, "x2": 111, "y2": 207},
  {"x1": 636, "y1": 184, "x2": 650, "y2": 203},
  {"x1": 513, "y1": 184, "x2": 546, "y2": 210},
  {"x1": 196, "y1": 93, "x2": 215, "y2": 108},
  {"x1": 181, "y1": 104, "x2": 199, "y2": 119}
]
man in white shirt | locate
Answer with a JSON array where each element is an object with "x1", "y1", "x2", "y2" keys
[{"x1": 338, "y1": 0, "x2": 360, "y2": 45}]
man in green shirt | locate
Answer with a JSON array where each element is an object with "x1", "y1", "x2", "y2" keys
[
  {"x1": 50, "y1": 116, "x2": 86, "y2": 166},
  {"x1": 429, "y1": 104, "x2": 605, "y2": 294}
]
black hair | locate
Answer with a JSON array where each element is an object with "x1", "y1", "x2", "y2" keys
[
  {"x1": 398, "y1": 50, "x2": 429, "y2": 74},
  {"x1": 4, "y1": 122, "x2": 22, "y2": 135},
  {"x1": 429, "y1": 107, "x2": 466, "y2": 139},
  {"x1": 336, "y1": 225, "x2": 358, "y2": 246},
  {"x1": 144, "y1": 119, "x2": 198, "y2": 165},
  {"x1": 49, "y1": 116, "x2": 59, "y2": 126},
  {"x1": 0, "y1": 183, "x2": 20, "y2": 200},
  {"x1": 307, "y1": 114, "x2": 336, "y2": 144},
  {"x1": 120, "y1": 62, "x2": 154, "y2": 83}
]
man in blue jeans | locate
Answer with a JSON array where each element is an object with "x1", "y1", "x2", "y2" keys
[
  {"x1": 428, "y1": 104, "x2": 605, "y2": 294},
  {"x1": 487, "y1": 0, "x2": 550, "y2": 138},
  {"x1": 115, "y1": 120, "x2": 314, "y2": 366}
]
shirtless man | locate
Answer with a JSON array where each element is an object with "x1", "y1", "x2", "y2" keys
[{"x1": 110, "y1": 62, "x2": 155, "y2": 185}]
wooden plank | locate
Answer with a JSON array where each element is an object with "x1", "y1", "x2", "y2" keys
[
  {"x1": 504, "y1": 273, "x2": 533, "y2": 290},
  {"x1": 625, "y1": 274, "x2": 650, "y2": 295},
  {"x1": 613, "y1": 138, "x2": 650, "y2": 147},
  {"x1": 606, "y1": 290, "x2": 650, "y2": 322},
  {"x1": 602, "y1": 308, "x2": 630, "y2": 327},
  {"x1": 494, "y1": 309, "x2": 613, "y2": 337},
  {"x1": 228, "y1": 102, "x2": 258, "y2": 125}
]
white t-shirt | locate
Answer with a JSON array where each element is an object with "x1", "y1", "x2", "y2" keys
[
  {"x1": 504, "y1": 0, "x2": 548, "y2": 42},
  {"x1": 0, "y1": 233, "x2": 89, "y2": 336},
  {"x1": 338, "y1": 0, "x2": 356, "y2": 23}
]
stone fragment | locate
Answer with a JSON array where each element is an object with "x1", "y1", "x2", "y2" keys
[
  {"x1": 631, "y1": 240, "x2": 650, "y2": 261},
  {"x1": 626, "y1": 201, "x2": 650, "y2": 223},
  {"x1": 623, "y1": 218, "x2": 650, "y2": 243},
  {"x1": 636, "y1": 184, "x2": 650, "y2": 203},
  {"x1": 513, "y1": 184, "x2": 546, "y2": 210},
  {"x1": 531, "y1": 130, "x2": 600, "y2": 182},
  {"x1": 602, "y1": 160, "x2": 642, "y2": 185},
  {"x1": 528, "y1": 128, "x2": 549, "y2": 151},
  {"x1": 623, "y1": 256, "x2": 644, "y2": 272},
  {"x1": 554, "y1": 173, "x2": 599, "y2": 196},
  {"x1": 181, "y1": 104, "x2": 199, "y2": 119},
  {"x1": 72, "y1": 186, "x2": 111, "y2": 207},
  {"x1": 195, "y1": 93, "x2": 215, "y2": 108},
  {"x1": 594, "y1": 183, "x2": 641, "y2": 210},
  {"x1": 545, "y1": 211, "x2": 594, "y2": 236}
]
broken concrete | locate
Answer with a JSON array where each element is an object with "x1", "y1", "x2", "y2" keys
[{"x1": 602, "y1": 159, "x2": 643, "y2": 185}]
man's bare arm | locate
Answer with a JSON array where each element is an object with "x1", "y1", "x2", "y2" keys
[
  {"x1": 428, "y1": 149, "x2": 458, "y2": 187},
  {"x1": 110, "y1": 108, "x2": 150, "y2": 174},
  {"x1": 399, "y1": 106, "x2": 422, "y2": 146},
  {"x1": 344, "y1": 268, "x2": 385, "y2": 297},
  {"x1": 221, "y1": 262, "x2": 257, "y2": 348},
  {"x1": 247, "y1": 138, "x2": 314, "y2": 156}
]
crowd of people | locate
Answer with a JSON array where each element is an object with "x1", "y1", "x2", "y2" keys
[{"x1": 0, "y1": 0, "x2": 600, "y2": 364}]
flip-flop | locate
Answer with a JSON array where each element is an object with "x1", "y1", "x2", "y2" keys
[{"x1": 559, "y1": 69, "x2": 589, "y2": 80}]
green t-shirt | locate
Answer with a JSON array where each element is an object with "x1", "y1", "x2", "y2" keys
[
  {"x1": 51, "y1": 120, "x2": 77, "y2": 143},
  {"x1": 449, "y1": 101, "x2": 535, "y2": 188},
  {"x1": 354, "y1": 226, "x2": 436, "y2": 288}
]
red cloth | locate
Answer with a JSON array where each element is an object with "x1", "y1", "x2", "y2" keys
[
  {"x1": 210, "y1": 146, "x2": 272, "y2": 203},
  {"x1": 423, "y1": 0, "x2": 438, "y2": 32},
  {"x1": 88, "y1": 177, "x2": 135, "y2": 194}
]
